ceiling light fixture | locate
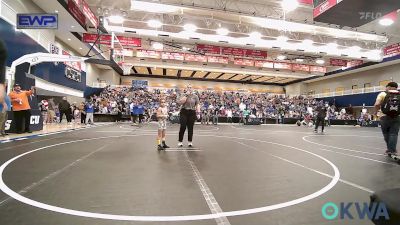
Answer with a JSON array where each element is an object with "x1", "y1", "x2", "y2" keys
[
  {"x1": 276, "y1": 36, "x2": 288, "y2": 43},
  {"x1": 302, "y1": 39, "x2": 313, "y2": 45},
  {"x1": 67, "y1": 38, "x2": 71, "y2": 41},
  {"x1": 316, "y1": 59, "x2": 325, "y2": 64},
  {"x1": 350, "y1": 46, "x2": 361, "y2": 51},
  {"x1": 152, "y1": 42, "x2": 163, "y2": 50},
  {"x1": 216, "y1": 27, "x2": 229, "y2": 35},
  {"x1": 108, "y1": 15, "x2": 124, "y2": 24},
  {"x1": 249, "y1": 31, "x2": 262, "y2": 39},
  {"x1": 147, "y1": 19, "x2": 163, "y2": 28},
  {"x1": 296, "y1": 58, "x2": 304, "y2": 62},
  {"x1": 379, "y1": 11, "x2": 397, "y2": 26},
  {"x1": 327, "y1": 42, "x2": 338, "y2": 48},
  {"x1": 379, "y1": 18, "x2": 394, "y2": 26},
  {"x1": 281, "y1": 0, "x2": 299, "y2": 12},
  {"x1": 277, "y1": 55, "x2": 286, "y2": 60},
  {"x1": 183, "y1": 24, "x2": 197, "y2": 32}
]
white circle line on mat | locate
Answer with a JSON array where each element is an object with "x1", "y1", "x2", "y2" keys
[{"x1": 0, "y1": 134, "x2": 340, "y2": 221}]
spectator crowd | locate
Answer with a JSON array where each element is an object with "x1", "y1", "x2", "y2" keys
[{"x1": 84, "y1": 86, "x2": 358, "y2": 123}]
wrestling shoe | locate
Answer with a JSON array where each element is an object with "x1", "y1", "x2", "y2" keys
[
  {"x1": 178, "y1": 142, "x2": 183, "y2": 147},
  {"x1": 157, "y1": 145, "x2": 164, "y2": 151},
  {"x1": 188, "y1": 142, "x2": 193, "y2": 147},
  {"x1": 162, "y1": 141, "x2": 170, "y2": 148}
]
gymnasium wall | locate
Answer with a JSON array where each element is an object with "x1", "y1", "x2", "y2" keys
[
  {"x1": 121, "y1": 76, "x2": 285, "y2": 93},
  {"x1": 305, "y1": 63, "x2": 400, "y2": 94},
  {"x1": 285, "y1": 82, "x2": 307, "y2": 96},
  {"x1": 99, "y1": 70, "x2": 121, "y2": 86},
  {"x1": 86, "y1": 63, "x2": 102, "y2": 86}
]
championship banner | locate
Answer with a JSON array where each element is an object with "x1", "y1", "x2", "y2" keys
[
  {"x1": 346, "y1": 60, "x2": 363, "y2": 68},
  {"x1": 233, "y1": 58, "x2": 254, "y2": 66},
  {"x1": 274, "y1": 62, "x2": 292, "y2": 70},
  {"x1": 330, "y1": 58, "x2": 348, "y2": 66},
  {"x1": 161, "y1": 52, "x2": 185, "y2": 60},
  {"x1": 207, "y1": 56, "x2": 229, "y2": 64},
  {"x1": 383, "y1": 43, "x2": 400, "y2": 57},
  {"x1": 313, "y1": 0, "x2": 337, "y2": 18},
  {"x1": 68, "y1": 0, "x2": 86, "y2": 28},
  {"x1": 136, "y1": 50, "x2": 161, "y2": 59},
  {"x1": 196, "y1": 44, "x2": 221, "y2": 54},
  {"x1": 244, "y1": 49, "x2": 267, "y2": 58},
  {"x1": 184, "y1": 54, "x2": 207, "y2": 62},
  {"x1": 254, "y1": 60, "x2": 274, "y2": 68},
  {"x1": 222, "y1": 47, "x2": 246, "y2": 56},
  {"x1": 292, "y1": 64, "x2": 310, "y2": 72},
  {"x1": 68, "y1": 0, "x2": 98, "y2": 28},
  {"x1": 310, "y1": 65, "x2": 327, "y2": 73}
]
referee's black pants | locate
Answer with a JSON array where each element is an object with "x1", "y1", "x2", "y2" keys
[
  {"x1": 13, "y1": 110, "x2": 31, "y2": 133},
  {"x1": 179, "y1": 109, "x2": 196, "y2": 142},
  {"x1": 315, "y1": 117, "x2": 325, "y2": 131}
]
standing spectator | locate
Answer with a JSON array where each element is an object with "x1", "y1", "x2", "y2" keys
[
  {"x1": 73, "y1": 104, "x2": 80, "y2": 123},
  {"x1": 374, "y1": 82, "x2": 399, "y2": 156},
  {"x1": 243, "y1": 107, "x2": 250, "y2": 124},
  {"x1": 314, "y1": 101, "x2": 327, "y2": 133},
  {"x1": 47, "y1": 98, "x2": 56, "y2": 124},
  {"x1": 79, "y1": 102, "x2": 86, "y2": 124},
  {"x1": 226, "y1": 108, "x2": 233, "y2": 123},
  {"x1": 116, "y1": 104, "x2": 123, "y2": 122},
  {"x1": 137, "y1": 101, "x2": 145, "y2": 124},
  {"x1": 130, "y1": 100, "x2": 138, "y2": 125},
  {"x1": 178, "y1": 85, "x2": 200, "y2": 147},
  {"x1": 0, "y1": 83, "x2": 10, "y2": 136},
  {"x1": 39, "y1": 100, "x2": 48, "y2": 124},
  {"x1": 8, "y1": 84, "x2": 35, "y2": 133},
  {"x1": 347, "y1": 104, "x2": 354, "y2": 118},
  {"x1": 85, "y1": 101, "x2": 94, "y2": 125},
  {"x1": 212, "y1": 106, "x2": 219, "y2": 125},
  {"x1": 59, "y1": 97, "x2": 72, "y2": 124}
]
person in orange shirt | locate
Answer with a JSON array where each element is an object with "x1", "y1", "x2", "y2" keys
[{"x1": 8, "y1": 84, "x2": 35, "y2": 134}]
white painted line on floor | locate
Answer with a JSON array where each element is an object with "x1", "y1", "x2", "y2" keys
[
  {"x1": 234, "y1": 141, "x2": 374, "y2": 193},
  {"x1": 302, "y1": 135, "x2": 384, "y2": 156},
  {"x1": 183, "y1": 150, "x2": 231, "y2": 225},
  {"x1": 165, "y1": 150, "x2": 203, "y2": 152},
  {"x1": 354, "y1": 144, "x2": 385, "y2": 151},
  {"x1": 0, "y1": 140, "x2": 12, "y2": 143},
  {"x1": 319, "y1": 148, "x2": 396, "y2": 166},
  {"x1": 269, "y1": 154, "x2": 374, "y2": 194},
  {"x1": 0, "y1": 133, "x2": 340, "y2": 222},
  {"x1": 15, "y1": 138, "x2": 28, "y2": 141},
  {"x1": 0, "y1": 144, "x2": 109, "y2": 207}
]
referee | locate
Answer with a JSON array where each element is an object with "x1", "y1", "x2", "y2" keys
[{"x1": 178, "y1": 85, "x2": 199, "y2": 147}]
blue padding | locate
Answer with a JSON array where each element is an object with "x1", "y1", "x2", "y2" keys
[
  {"x1": 33, "y1": 62, "x2": 86, "y2": 91},
  {"x1": 316, "y1": 92, "x2": 380, "y2": 107},
  {"x1": 84, "y1": 87, "x2": 104, "y2": 98}
]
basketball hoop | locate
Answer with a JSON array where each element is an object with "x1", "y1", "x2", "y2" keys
[{"x1": 121, "y1": 63, "x2": 133, "y2": 75}]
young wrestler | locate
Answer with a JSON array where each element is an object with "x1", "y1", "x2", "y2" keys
[{"x1": 157, "y1": 98, "x2": 170, "y2": 150}]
